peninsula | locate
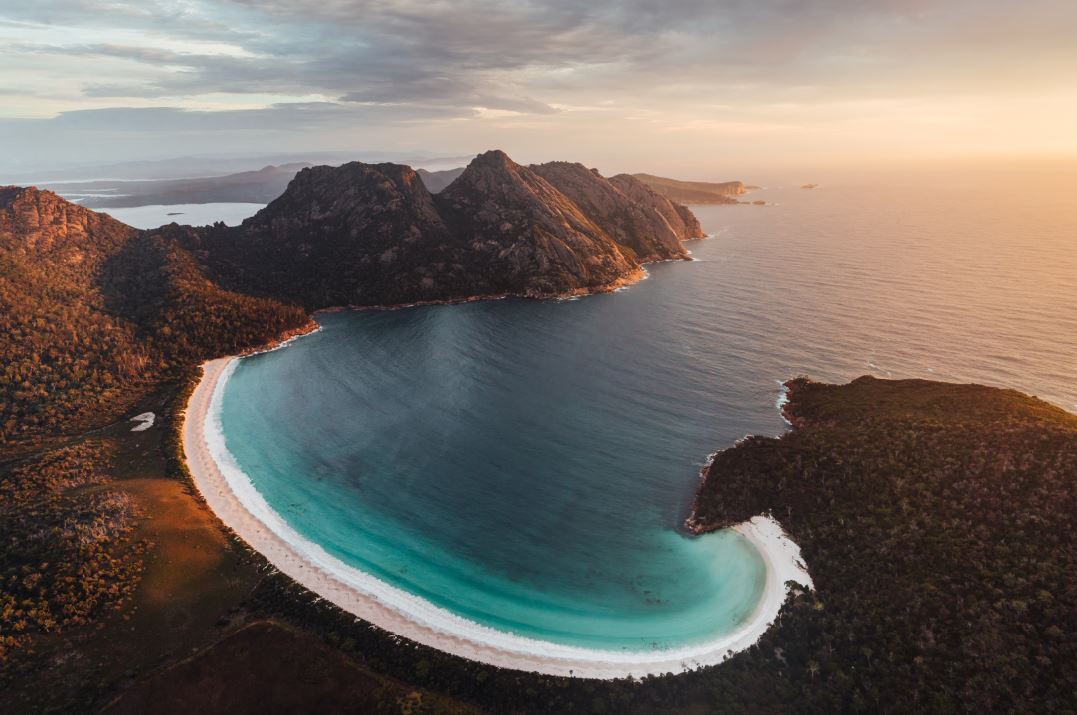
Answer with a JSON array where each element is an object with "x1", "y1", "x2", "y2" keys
[{"x1": 631, "y1": 173, "x2": 746, "y2": 204}]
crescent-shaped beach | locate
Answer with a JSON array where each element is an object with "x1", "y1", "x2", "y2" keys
[{"x1": 182, "y1": 355, "x2": 813, "y2": 679}]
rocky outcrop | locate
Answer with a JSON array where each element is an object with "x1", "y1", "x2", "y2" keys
[
  {"x1": 199, "y1": 150, "x2": 705, "y2": 308},
  {"x1": 4, "y1": 151, "x2": 708, "y2": 325},
  {"x1": 201, "y1": 162, "x2": 464, "y2": 306},
  {"x1": 607, "y1": 174, "x2": 705, "y2": 242},
  {"x1": 435, "y1": 151, "x2": 639, "y2": 298},
  {"x1": 530, "y1": 162, "x2": 689, "y2": 262},
  {"x1": 0, "y1": 186, "x2": 135, "y2": 261}
]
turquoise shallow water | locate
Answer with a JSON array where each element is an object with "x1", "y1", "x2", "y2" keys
[
  {"x1": 218, "y1": 170, "x2": 1077, "y2": 652},
  {"x1": 219, "y1": 300, "x2": 770, "y2": 650}
]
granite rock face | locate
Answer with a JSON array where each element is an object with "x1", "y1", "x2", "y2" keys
[
  {"x1": 202, "y1": 161, "x2": 464, "y2": 306},
  {"x1": 607, "y1": 174, "x2": 706, "y2": 242},
  {"x1": 435, "y1": 150, "x2": 639, "y2": 298},
  {"x1": 0, "y1": 186, "x2": 135, "y2": 261},
  {"x1": 530, "y1": 162, "x2": 690, "y2": 263},
  {"x1": 200, "y1": 150, "x2": 705, "y2": 308}
]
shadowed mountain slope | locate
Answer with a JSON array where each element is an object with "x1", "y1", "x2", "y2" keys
[
  {"x1": 199, "y1": 150, "x2": 702, "y2": 308},
  {"x1": 0, "y1": 187, "x2": 307, "y2": 446}
]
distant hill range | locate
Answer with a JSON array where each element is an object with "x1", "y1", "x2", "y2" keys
[
  {"x1": 416, "y1": 167, "x2": 465, "y2": 193},
  {"x1": 1, "y1": 149, "x2": 705, "y2": 445},
  {"x1": 44, "y1": 163, "x2": 312, "y2": 209},
  {"x1": 48, "y1": 165, "x2": 465, "y2": 209},
  {"x1": 631, "y1": 173, "x2": 746, "y2": 204}
]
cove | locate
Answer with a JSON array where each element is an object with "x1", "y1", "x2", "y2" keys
[
  {"x1": 216, "y1": 295, "x2": 776, "y2": 653},
  {"x1": 184, "y1": 176, "x2": 1077, "y2": 675}
]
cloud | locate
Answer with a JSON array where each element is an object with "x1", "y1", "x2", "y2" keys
[
  {"x1": 1, "y1": 0, "x2": 1075, "y2": 170},
  {"x1": 8, "y1": 1, "x2": 1074, "y2": 109}
]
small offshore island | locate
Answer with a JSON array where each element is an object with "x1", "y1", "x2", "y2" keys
[{"x1": 1, "y1": 152, "x2": 1075, "y2": 713}]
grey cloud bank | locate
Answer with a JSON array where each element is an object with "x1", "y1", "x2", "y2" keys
[{"x1": 2, "y1": 0, "x2": 1075, "y2": 173}]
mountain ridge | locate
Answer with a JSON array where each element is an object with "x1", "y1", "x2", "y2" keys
[
  {"x1": 197, "y1": 149, "x2": 703, "y2": 308},
  {"x1": 0, "y1": 149, "x2": 706, "y2": 445}
]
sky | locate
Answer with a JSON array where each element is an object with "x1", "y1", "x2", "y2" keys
[{"x1": 2, "y1": 0, "x2": 1076, "y2": 178}]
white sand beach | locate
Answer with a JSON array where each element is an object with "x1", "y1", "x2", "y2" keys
[
  {"x1": 183, "y1": 356, "x2": 813, "y2": 679},
  {"x1": 129, "y1": 411, "x2": 155, "y2": 432}
]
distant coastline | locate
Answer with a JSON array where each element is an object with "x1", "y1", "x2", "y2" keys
[{"x1": 182, "y1": 330, "x2": 813, "y2": 679}]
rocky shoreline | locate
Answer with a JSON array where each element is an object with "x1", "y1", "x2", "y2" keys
[{"x1": 683, "y1": 378, "x2": 804, "y2": 535}]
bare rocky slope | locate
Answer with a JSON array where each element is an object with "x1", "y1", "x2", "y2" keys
[
  {"x1": 531, "y1": 162, "x2": 698, "y2": 262},
  {"x1": 197, "y1": 150, "x2": 704, "y2": 308},
  {"x1": 608, "y1": 173, "x2": 706, "y2": 240}
]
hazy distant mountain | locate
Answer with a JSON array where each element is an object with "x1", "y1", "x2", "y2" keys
[
  {"x1": 48, "y1": 163, "x2": 312, "y2": 209},
  {"x1": 416, "y1": 167, "x2": 465, "y2": 193},
  {"x1": 632, "y1": 173, "x2": 746, "y2": 204},
  {"x1": 10, "y1": 152, "x2": 476, "y2": 183}
]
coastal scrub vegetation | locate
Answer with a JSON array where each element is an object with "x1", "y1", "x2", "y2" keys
[
  {"x1": 690, "y1": 376, "x2": 1077, "y2": 712},
  {"x1": 0, "y1": 187, "x2": 308, "y2": 450},
  {"x1": 0, "y1": 440, "x2": 146, "y2": 664}
]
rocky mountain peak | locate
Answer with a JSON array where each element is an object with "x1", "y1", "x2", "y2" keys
[
  {"x1": 244, "y1": 160, "x2": 447, "y2": 237},
  {"x1": 608, "y1": 174, "x2": 705, "y2": 241},
  {"x1": 468, "y1": 149, "x2": 515, "y2": 170},
  {"x1": 529, "y1": 163, "x2": 693, "y2": 261},
  {"x1": 0, "y1": 185, "x2": 135, "y2": 256}
]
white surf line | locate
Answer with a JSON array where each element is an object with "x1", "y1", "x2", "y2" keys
[
  {"x1": 129, "y1": 412, "x2": 155, "y2": 432},
  {"x1": 183, "y1": 356, "x2": 812, "y2": 679},
  {"x1": 775, "y1": 381, "x2": 792, "y2": 427}
]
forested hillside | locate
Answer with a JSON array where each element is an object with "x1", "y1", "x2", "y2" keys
[
  {"x1": 0, "y1": 187, "x2": 308, "y2": 449},
  {"x1": 689, "y1": 376, "x2": 1077, "y2": 712}
]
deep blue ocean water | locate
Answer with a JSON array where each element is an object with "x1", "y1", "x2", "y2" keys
[{"x1": 218, "y1": 170, "x2": 1077, "y2": 651}]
